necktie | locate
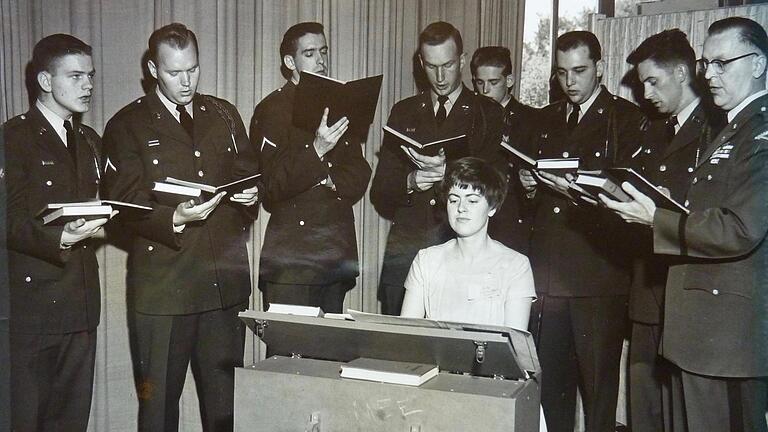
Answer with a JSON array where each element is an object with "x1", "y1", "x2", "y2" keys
[
  {"x1": 435, "y1": 95, "x2": 449, "y2": 126},
  {"x1": 176, "y1": 103, "x2": 194, "y2": 138},
  {"x1": 63, "y1": 120, "x2": 78, "y2": 169},
  {"x1": 567, "y1": 103, "x2": 580, "y2": 132},
  {"x1": 666, "y1": 115, "x2": 678, "y2": 142}
]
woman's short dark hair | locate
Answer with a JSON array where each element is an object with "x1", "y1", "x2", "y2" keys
[{"x1": 440, "y1": 157, "x2": 507, "y2": 210}]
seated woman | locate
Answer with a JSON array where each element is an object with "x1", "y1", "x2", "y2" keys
[{"x1": 400, "y1": 157, "x2": 535, "y2": 330}]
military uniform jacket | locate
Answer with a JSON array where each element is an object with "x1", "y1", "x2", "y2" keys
[
  {"x1": 370, "y1": 86, "x2": 505, "y2": 288},
  {"x1": 4, "y1": 107, "x2": 101, "y2": 334},
  {"x1": 629, "y1": 103, "x2": 715, "y2": 324},
  {"x1": 528, "y1": 87, "x2": 645, "y2": 297},
  {"x1": 250, "y1": 81, "x2": 371, "y2": 285},
  {"x1": 654, "y1": 93, "x2": 768, "y2": 377},
  {"x1": 489, "y1": 96, "x2": 540, "y2": 254},
  {"x1": 101, "y1": 92, "x2": 258, "y2": 315}
]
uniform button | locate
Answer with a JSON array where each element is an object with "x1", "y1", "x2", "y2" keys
[
  {"x1": 320, "y1": 178, "x2": 327, "y2": 185},
  {"x1": 305, "y1": 144, "x2": 310, "y2": 149},
  {"x1": 553, "y1": 206, "x2": 561, "y2": 214},
  {"x1": 46, "y1": 180, "x2": 53, "y2": 186},
  {"x1": 687, "y1": 167, "x2": 694, "y2": 173},
  {"x1": 213, "y1": 282, "x2": 218, "y2": 287},
  {"x1": 684, "y1": 200, "x2": 690, "y2": 207},
  {"x1": 712, "y1": 289, "x2": 720, "y2": 295},
  {"x1": 732, "y1": 123, "x2": 738, "y2": 129},
  {"x1": 707, "y1": 174, "x2": 713, "y2": 181},
  {"x1": 227, "y1": 147, "x2": 232, "y2": 152},
  {"x1": 595, "y1": 151, "x2": 601, "y2": 157},
  {"x1": 83, "y1": 245, "x2": 87, "y2": 249},
  {"x1": 518, "y1": 219, "x2": 524, "y2": 224},
  {"x1": 194, "y1": 150, "x2": 201, "y2": 157},
  {"x1": 538, "y1": 150, "x2": 543, "y2": 155},
  {"x1": 328, "y1": 162, "x2": 333, "y2": 168},
  {"x1": 645, "y1": 148, "x2": 652, "y2": 154},
  {"x1": 659, "y1": 165, "x2": 667, "y2": 172},
  {"x1": 147, "y1": 245, "x2": 154, "y2": 251},
  {"x1": 25, "y1": 276, "x2": 31, "y2": 282},
  {"x1": 429, "y1": 198, "x2": 436, "y2": 206},
  {"x1": 152, "y1": 159, "x2": 159, "y2": 165},
  {"x1": 198, "y1": 170, "x2": 204, "y2": 177},
  {"x1": 20, "y1": 115, "x2": 26, "y2": 120},
  {"x1": 692, "y1": 177, "x2": 698, "y2": 184},
  {"x1": 562, "y1": 151, "x2": 569, "y2": 158},
  {"x1": 52, "y1": 300, "x2": 56, "y2": 304},
  {"x1": 299, "y1": 220, "x2": 305, "y2": 226}
]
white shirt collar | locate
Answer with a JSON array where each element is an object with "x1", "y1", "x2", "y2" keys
[
  {"x1": 431, "y1": 84, "x2": 463, "y2": 116},
  {"x1": 568, "y1": 86, "x2": 602, "y2": 122},
  {"x1": 727, "y1": 89, "x2": 768, "y2": 123},
  {"x1": 36, "y1": 99, "x2": 70, "y2": 146},
  {"x1": 674, "y1": 97, "x2": 700, "y2": 133},
  {"x1": 156, "y1": 87, "x2": 193, "y2": 121}
]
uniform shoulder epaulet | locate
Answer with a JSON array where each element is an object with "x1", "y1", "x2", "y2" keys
[
  {"x1": 111, "y1": 96, "x2": 146, "y2": 119},
  {"x1": 3, "y1": 113, "x2": 29, "y2": 130}
]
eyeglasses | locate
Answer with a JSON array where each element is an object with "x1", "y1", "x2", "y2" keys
[{"x1": 697, "y1": 52, "x2": 758, "y2": 75}]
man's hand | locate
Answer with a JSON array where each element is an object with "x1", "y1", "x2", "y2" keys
[
  {"x1": 61, "y1": 216, "x2": 110, "y2": 247},
  {"x1": 599, "y1": 182, "x2": 657, "y2": 226},
  {"x1": 402, "y1": 147, "x2": 446, "y2": 192},
  {"x1": 536, "y1": 170, "x2": 575, "y2": 199},
  {"x1": 314, "y1": 108, "x2": 349, "y2": 159},
  {"x1": 230, "y1": 185, "x2": 259, "y2": 206},
  {"x1": 173, "y1": 192, "x2": 226, "y2": 226},
  {"x1": 519, "y1": 168, "x2": 538, "y2": 193}
]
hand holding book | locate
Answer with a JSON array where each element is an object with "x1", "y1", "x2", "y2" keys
[
  {"x1": 229, "y1": 184, "x2": 259, "y2": 207},
  {"x1": 172, "y1": 192, "x2": 226, "y2": 227},
  {"x1": 60, "y1": 213, "x2": 113, "y2": 248},
  {"x1": 313, "y1": 107, "x2": 349, "y2": 159},
  {"x1": 599, "y1": 182, "x2": 657, "y2": 226}
]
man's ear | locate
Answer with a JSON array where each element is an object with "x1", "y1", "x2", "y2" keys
[
  {"x1": 752, "y1": 53, "x2": 767, "y2": 79},
  {"x1": 505, "y1": 74, "x2": 515, "y2": 92},
  {"x1": 147, "y1": 59, "x2": 158, "y2": 80},
  {"x1": 459, "y1": 52, "x2": 466, "y2": 71},
  {"x1": 283, "y1": 54, "x2": 296, "y2": 72},
  {"x1": 595, "y1": 59, "x2": 605, "y2": 79},
  {"x1": 37, "y1": 71, "x2": 52, "y2": 93},
  {"x1": 488, "y1": 207, "x2": 498, "y2": 218}
]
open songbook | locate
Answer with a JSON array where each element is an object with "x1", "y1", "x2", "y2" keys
[
  {"x1": 500, "y1": 141, "x2": 580, "y2": 175},
  {"x1": 152, "y1": 174, "x2": 261, "y2": 203},
  {"x1": 384, "y1": 125, "x2": 469, "y2": 159},
  {"x1": 293, "y1": 71, "x2": 383, "y2": 138},
  {"x1": 37, "y1": 200, "x2": 152, "y2": 225},
  {"x1": 572, "y1": 168, "x2": 690, "y2": 213}
]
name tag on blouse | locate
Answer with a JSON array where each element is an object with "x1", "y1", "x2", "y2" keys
[{"x1": 465, "y1": 274, "x2": 501, "y2": 301}]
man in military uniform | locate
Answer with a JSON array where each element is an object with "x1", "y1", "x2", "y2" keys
[
  {"x1": 624, "y1": 29, "x2": 723, "y2": 432},
  {"x1": 101, "y1": 23, "x2": 259, "y2": 431},
  {"x1": 371, "y1": 21, "x2": 505, "y2": 315},
  {"x1": 470, "y1": 46, "x2": 538, "y2": 254},
  {"x1": 604, "y1": 17, "x2": 768, "y2": 431},
  {"x1": 250, "y1": 22, "x2": 371, "y2": 313},
  {"x1": 4, "y1": 34, "x2": 105, "y2": 431},
  {"x1": 519, "y1": 31, "x2": 645, "y2": 432}
]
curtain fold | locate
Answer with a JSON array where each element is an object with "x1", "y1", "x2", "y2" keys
[{"x1": 1, "y1": 1, "x2": 524, "y2": 430}]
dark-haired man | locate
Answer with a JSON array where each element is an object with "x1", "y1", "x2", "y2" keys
[
  {"x1": 250, "y1": 22, "x2": 371, "y2": 313},
  {"x1": 624, "y1": 28, "x2": 723, "y2": 432},
  {"x1": 371, "y1": 21, "x2": 505, "y2": 315},
  {"x1": 603, "y1": 17, "x2": 768, "y2": 431},
  {"x1": 470, "y1": 46, "x2": 538, "y2": 254},
  {"x1": 101, "y1": 23, "x2": 259, "y2": 431},
  {"x1": 520, "y1": 30, "x2": 646, "y2": 432},
  {"x1": 4, "y1": 33, "x2": 103, "y2": 431}
]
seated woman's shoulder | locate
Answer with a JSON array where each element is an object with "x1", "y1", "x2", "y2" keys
[{"x1": 489, "y1": 238, "x2": 529, "y2": 262}]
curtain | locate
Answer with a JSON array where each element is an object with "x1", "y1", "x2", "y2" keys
[
  {"x1": 0, "y1": 1, "x2": 525, "y2": 430},
  {"x1": 591, "y1": 4, "x2": 768, "y2": 103}
]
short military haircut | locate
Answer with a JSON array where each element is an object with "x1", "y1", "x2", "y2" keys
[
  {"x1": 440, "y1": 157, "x2": 508, "y2": 211},
  {"x1": 556, "y1": 30, "x2": 602, "y2": 61},
  {"x1": 280, "y1": 22, "x2": 325, "y2": 59},
  {"x1": 627, "y1": 29, "x2": 696, "y2": 76},
  {"x1": 31, "y1": 33, "x2": 92, "y2": 77},
  {"x1": 470, "y1": 46, "x2": 512, "y2": 76},
  {"x1": 708, "y1": 16, "x2": 768, "y2": 58},
  {"x1": 148, "y1": 23, "x2": 198, "y2": 63},
  {"x1": 419, "y1": 21, "x2": 463, "y2": 56}
]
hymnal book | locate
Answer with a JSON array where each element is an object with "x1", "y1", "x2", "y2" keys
[
  {"x1": 266, "y1": 303, "x2": 324, "y2": 318},
  {"x1": 38, "y1": 200, "x2": 152, "y2": 225},
  {"x1": 340, "y1": 357, "x2": 439, "y2": 386},
  {"x1": 383, "y1": 125, "x2": 469, "y2": 159},
  {"x1": 606, "y1": 168, "x2": 690, "y2": 214},
  {"x1": 293, "y1": 71, "x2": 383, "y2": 138},
  {"x1": 152, "y1": 174, "x2": 261, "y2": 203},
  {"x1": 574, "y1": 172, "x2": 631, "y2": 203},
  {"x1": 500, "y1": 141, "x2": 580, "y2": 175}
]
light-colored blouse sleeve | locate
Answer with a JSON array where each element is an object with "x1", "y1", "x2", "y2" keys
[
  {"x1": 400, "y1": 249, "x2": 427, "y2": 318},
  {"x1": 503, "y1": 255, "x2": 536, "y2": 329}
]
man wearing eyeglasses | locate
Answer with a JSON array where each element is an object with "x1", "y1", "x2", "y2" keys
[{"x1": 602, "y1": 17, "x2": 768, "y2": 431}]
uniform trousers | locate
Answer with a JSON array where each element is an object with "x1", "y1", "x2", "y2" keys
[
  {"x1": 10, "y1": 329, "x2": 96, "y2": 432},
  {"x1": 134, "y1": 303, "x2": 246, "y2": 432},
  {"x1": 261, "y1": 280, "x2": 353, "y2": 314},
  {"x1": 668, "y1": 366, "x2": 767, "y2": 432},
  {"x1": 629, "y1": 321, "x2": 672, "y2": 432},
  {"x1": 379, "y1": 282, "x2": 405, "y2": 316},
  {"x1": 536, "y1": 295, "x2": 627, "y2": 432}
]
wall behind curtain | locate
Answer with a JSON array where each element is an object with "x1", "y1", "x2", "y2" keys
[
  {"x1": 591, "y1": 4, "x2": 768, "y2": 104},
  {"x1": 0, "y1": 1, "x2": 525, "y2": 430}
]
